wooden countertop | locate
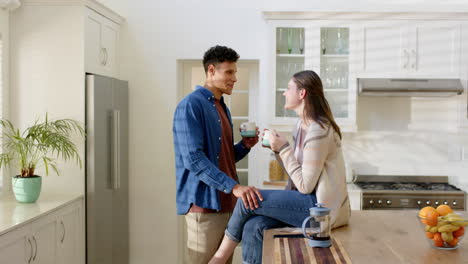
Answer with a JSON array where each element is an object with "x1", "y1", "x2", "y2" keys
[{"x1": 263, "y1": 210, "x2": 468, "y2": 264}]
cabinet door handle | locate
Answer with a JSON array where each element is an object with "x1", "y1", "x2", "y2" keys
[
  {"x1": 403, "y1": 49, "x2": 409, "y2": 69},
  {"x1": 411, "y1": 49, "x2": 416, "y2": 69},
  {"x1": 61, "y1": 220, "x2": 66, "y2": 243},
  {"x1": 103, "y1": 47, "x2": 108, "y2": 66},
  {"x1": 32, "y1": 236, "x2": 37, "y2": 261},
  {"x1": 99, "y1": 48, "x2": 105, "y2": 66},
  {"x1": 27, "y1": 238, "x2": 33, "y2": 263}
]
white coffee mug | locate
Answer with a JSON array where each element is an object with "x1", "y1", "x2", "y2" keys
[
  {"x1": 240, "y1": 122, "x2": 257, "y2": 137},
  {"x1": 240, "y1": 122, "x2": 256, "y2": 131},
  {"x1": 262, "y1": 129, "x2": 271, "y2": 147}
]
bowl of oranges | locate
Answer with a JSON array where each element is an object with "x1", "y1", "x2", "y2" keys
[{"x1": 417, "y1": 205, "x2": 467, "y2": 250}]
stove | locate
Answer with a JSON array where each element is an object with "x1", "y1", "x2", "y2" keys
[{"x1": 355, "y1": 175, "x2": 466, "y2": 210}]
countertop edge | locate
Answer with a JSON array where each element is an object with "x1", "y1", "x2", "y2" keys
[{"x1": 0, "y1": 193, "x2": 84, "y2": 236}]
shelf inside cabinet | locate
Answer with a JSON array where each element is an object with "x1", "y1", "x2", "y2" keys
[
  {"x1": 277, "y1": 54, "x2": 305, "y2": 58},
  {"x1": 321, "y1": 54, "x2": 349, "y2": 58}
]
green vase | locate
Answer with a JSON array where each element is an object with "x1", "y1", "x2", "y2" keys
[{"x1": 12, "y1": 176, "x2": 42, "y2": 203}]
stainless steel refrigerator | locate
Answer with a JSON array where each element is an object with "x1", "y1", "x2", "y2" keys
[{"x1": 85, "y1": 74, "x2": 129, "y2": 264}]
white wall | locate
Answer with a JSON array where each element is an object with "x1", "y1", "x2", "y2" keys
[
  {"x1": 0, "y1": 9, "x2": 9, "y2": 191},
  {"x1": 9, "y1": 5, "x2": 85, "y2": 195},
  {"x1": 91, "y1": 1, "x2": 468, "y2": 263}
]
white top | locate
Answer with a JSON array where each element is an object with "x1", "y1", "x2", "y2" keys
[
  {"x1": 0, "y1": 193, "x2": 84, "y2": 236},
  {"x1": 278, "y1": 121, "x2": 351, "y2": 228}
]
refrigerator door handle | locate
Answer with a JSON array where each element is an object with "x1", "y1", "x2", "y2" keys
[{"x1": 111, "y1": 109, "x2": 121, "y2": 189}]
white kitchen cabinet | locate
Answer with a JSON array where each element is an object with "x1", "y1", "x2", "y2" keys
[
  {"x1": 56, "y1": 201, "x2": 84, "y2": 264},
  {"x1": 358, "y1": 20, "x2": 408, "y2": 77},
  {"x1": 30, "y1": 214, "x2": 56, "y2": 264},
  {"x1": 411, "y1": 21, "x2": 461, "y2": 77},
  {"x1": 0, "y1": 214, "x2": 57, "y2": 264},
  {"x1": 0, "y1": 198, "x2": 84, "y2": 264},
  {"x1": 358, "y1": 20, "x2": 461, "y2": 78},
  {"x1": 0, "y1": 226, "x2": 30, "y2": 264},
  {"x1": 268, "y1": 21, "x2": 359, "y2": 132},
  {"x1": 85, "y1": 7, "x2": 120, "y2": 78}
]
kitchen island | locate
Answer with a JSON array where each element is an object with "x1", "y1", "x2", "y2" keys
[{"x1": 263, "y1": 210, "x2": 468, "y2": 264}]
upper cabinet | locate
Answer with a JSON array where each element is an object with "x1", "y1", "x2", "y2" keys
[
  {"x1": 269, "y1": 20, "x2": 359, "y2": 132},
  {"x1": 358, "y1": 20, "x2": 461, "y2": 78},
  {"x1": 85, "y1": 7, "x2": 121, "y2": 78},
  {"x1": 411, "y1": 21, "x2": 461, "y2": 77},
  {"x1": 264, "y1": 13, "x2": 468, "y2": 133}
]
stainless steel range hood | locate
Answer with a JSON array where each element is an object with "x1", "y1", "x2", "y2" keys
[{"x1": 358, "y1": 78, "x2": 464, "y2": 97}]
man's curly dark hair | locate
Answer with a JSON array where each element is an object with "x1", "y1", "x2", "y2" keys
[{"x1": 202, "y1": 45, "x2": 240, "y2": 73}]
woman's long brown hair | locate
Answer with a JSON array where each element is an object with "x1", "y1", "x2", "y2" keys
[{"x1": 292, "y1": 70, "x2": 342, "y2": 139}]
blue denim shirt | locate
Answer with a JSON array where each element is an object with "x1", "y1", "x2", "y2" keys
[{"x1": 173, "y1": 86, "x2": 250, "y2": 215}]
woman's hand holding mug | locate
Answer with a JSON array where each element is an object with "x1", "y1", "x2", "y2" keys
[{"x1": 264, "y1": 129, "x2": 288, "y2": 153}]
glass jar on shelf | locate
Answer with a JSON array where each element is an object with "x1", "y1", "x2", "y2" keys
[{"x1": 269, "y1": 153, "x2": 286, "y2": 181}]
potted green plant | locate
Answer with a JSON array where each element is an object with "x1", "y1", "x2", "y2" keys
[{"x1": 0, "y1": 114, "x2": 85, "y2": 203}]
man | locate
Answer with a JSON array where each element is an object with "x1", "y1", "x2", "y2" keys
[{"x1": 173, "y1": 45, "x2": 263, "y2": 264}]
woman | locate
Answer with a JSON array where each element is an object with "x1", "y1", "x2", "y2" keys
[{"x1": 209, "y1": 70, "x2": 351, "y2": 264}]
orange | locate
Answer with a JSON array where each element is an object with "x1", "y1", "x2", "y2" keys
[
  {"x1": 446, "y1": 237, "x2": 459, "y2": 247},
  {"x1": 419, "y1": 206, "x2": 439, "y2": 226},
  {"x1": 436, "y1": 205, "x2": 453, "y2": 216},
  {"x1": 425, "y1": 232, "x2": 435, "y2": 239},
  {"x1": 433, "y1": 232, "x2": 442, "y2": 241},
  {"x1": 433, "y1": 233, "x2": 444, "y2": 247},
  {"x1": 433, "y1": 239, "x2": 444, "y2": 247},
  {"x1": 453, "y1": 226, "x2": 465, "y2": 238}
]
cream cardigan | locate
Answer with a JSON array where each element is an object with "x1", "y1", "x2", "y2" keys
[{"x1": 277, "y1": 121, "x2": 350, "y2": 228}]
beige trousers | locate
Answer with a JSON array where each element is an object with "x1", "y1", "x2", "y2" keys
[{"x1": 184, "y1": 212, "x2": 233, "y2": 264}]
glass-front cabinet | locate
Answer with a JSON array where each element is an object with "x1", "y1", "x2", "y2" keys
[
  {"x1": 275, "y1": 27, "x2": 305, "y2": 118},
  {"x1": 271, "y1": 22, "x2": 358, "y2": 132}
]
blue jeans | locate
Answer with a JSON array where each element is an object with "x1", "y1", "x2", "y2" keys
[
  {"x1": 225, "y1": 190, "x2": 317, "y2": 264},
  {"x1": 240, "y1": 216, "x2": 285, "y2": 264}
]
